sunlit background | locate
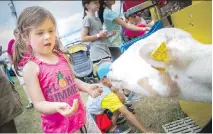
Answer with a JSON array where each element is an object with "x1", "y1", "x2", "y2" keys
[{"x1": 0, "y1": 1, "x2": 122, "y2": 51}]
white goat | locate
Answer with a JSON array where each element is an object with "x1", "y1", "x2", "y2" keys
[{"x1": 107, "y1": 28, "x2": 212, "y2": 103}]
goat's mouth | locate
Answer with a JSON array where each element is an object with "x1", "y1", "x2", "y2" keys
[{"x1": 152, "y1": 66, "x2": 166, "y2": 73}]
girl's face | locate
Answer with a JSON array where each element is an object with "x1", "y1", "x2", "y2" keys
[
  {"x1": 28, "y1": 18, "x2": 56, "y2": 56},
  {"x1": 135, "y1": 15, "x2": 141, "y2": 24},
  {"x1": 128, "y1": 15, "x2": 142, "y2": 25},
  {"x1": 105, "y1": 0, "x2": 115, "y2": 6},
  {"x1": 86, "y1": 1, "x2": 100, "y2": 12}
]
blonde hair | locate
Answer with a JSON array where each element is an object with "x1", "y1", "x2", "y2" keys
[{"x1": 14, "y1": 6, "x2": 64, "y2": 76}]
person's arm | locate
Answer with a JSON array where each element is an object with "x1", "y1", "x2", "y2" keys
[
  {"x1": 111, "y1": 87, "x2": 125, "y2": 103},
  {"x1": 120, "y1": 25, "x2": 123, "y2": 35},
  {"x1": 114, "y1": 17, "x2": 149, "y2": 32},
  {"x1": 81, "y1": 27, "x2": 97, "y2": 42},
  {"x1": 81, "y1": 27, "x2": 108, "y2": 42},
  {"x1": 81, "y1": 16, "x2": 108, "y2": 42},
  {"x1": 111, "y1": 87, "x2": 119, "y2": 93},
  {"x1": 74, "y1": 78, "x2": 102, "y2": 97},
  {"x1": 106, "y1": 30, "x2": 116, "y2": 38},
  {"x1": 118, "y1": 106, "x2": 148, "y2": 133},
  {"x1": 23, "y1": 61, "x2": 78, "y2": 116}
]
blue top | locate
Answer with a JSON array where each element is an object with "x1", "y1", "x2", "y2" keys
[{"x1": 103, "y1": 8, "x2": 122, "y2": 47}]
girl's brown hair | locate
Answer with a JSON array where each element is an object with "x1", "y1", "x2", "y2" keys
[
  {"x1": 14, "y1": 6, "x2": 63, "y2": 76},
  {"x1": 98, "y1": 0, "x2": 106, "y2": 24}
]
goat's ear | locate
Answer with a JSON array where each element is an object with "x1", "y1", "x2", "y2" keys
[{"x1": 139, "y1": 45, "x2": 168, "y2": 69}]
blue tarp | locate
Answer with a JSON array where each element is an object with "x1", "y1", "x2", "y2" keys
[{"x1": 120, "y1": 20, "x2": 164, "y2": 53}]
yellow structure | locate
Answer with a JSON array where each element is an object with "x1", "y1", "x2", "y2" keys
[
  {"x1": 169, "y1": 1, "x2": 212, "y2": 129},
  {"x1": 170, "y1": 1, "x2": 212, "y2": 44},
  {"x1": 150, "y1": 1, "x2": 212, "y2": 44},
  {"x1": 179, "y1": 101, "x2": 212, "y2": 128}
]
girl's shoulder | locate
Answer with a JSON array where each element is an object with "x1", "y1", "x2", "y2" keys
[
  {"x1": 23, "y1": 60, "x2": 39, "y2": 76},
  {"x1": 104, "y1": 8, "x2": 118, "y2": 18},
  {"x1": 104, "y1": 8, "x2": 116, "y2": 14},
  {"x1": 83, "y1": 15, "x2": 91, "y2": 23},
  {"x1": 83, "y1": 15, "x2": 91, "y2": 20},
  {"x1": 84, "y1": 15, "x2": 100, "y2": 20},
  {"x1": 57, "y1": 52, "x2": 69, "y2": 61}
]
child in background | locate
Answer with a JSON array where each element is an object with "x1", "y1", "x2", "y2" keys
[
  {"x1": 0, "y1": 45, "x2": 13, "y2": 84},
  {"x1": 98, "y1": 0, "x2": 150, "y2": 60},
  {"x1": 99, "y1": 0, "x2": 151, "y2": 99},
  {"x1": 87, "y1": 62, "x2": 149, "y2": 133},
  {"x1": 81, "y1": 0, "x2": 116, "y2": 74},
  {"x1": 124, "y1": 13, "x2": 152, "y2": 40},
  {"x1": 13, "y1": 6, "x2": 102, "y2": 133}
]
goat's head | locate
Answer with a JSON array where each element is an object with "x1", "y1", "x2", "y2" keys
[{"x1": 138, "y1": 40, "x2": 181, "y2": 71}]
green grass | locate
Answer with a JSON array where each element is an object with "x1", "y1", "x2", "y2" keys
[
  {"x1": 13, "y1": 77, "x2": 89, "y2": 133},
  {"x1": 13, "y1": 77, "x2": 42, "y2": 133}
]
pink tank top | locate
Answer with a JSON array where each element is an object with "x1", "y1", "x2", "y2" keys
[{"x1": 31, "y1": 53, "x2": 86, "y2": 133}]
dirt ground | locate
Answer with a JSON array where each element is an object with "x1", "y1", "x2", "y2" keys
[{"x1": 131, "y1": 96, "x2": 186, "y2": 133}]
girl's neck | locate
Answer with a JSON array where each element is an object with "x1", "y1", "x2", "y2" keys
[
  {"x1": 34, "y1": 52, "x2": 55, "y2": 60},
  {"x1": 87, "y1": 10, "x2": 96, "y2": 17},
  {"x1": 106, "y1": 5, "x2": 112, "y2": 9},
  {"x1": 34, "y1": 52, "x2": 59, "y2": 64}
]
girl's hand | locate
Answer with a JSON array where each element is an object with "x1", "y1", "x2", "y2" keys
[
  {"x1": 86, "y1": 84, "x2": 103, "y2": 98},
  {"x1": 55, "y1": 99, "x2": 78, "y2": 117},
  {"x1": 143, "y1": 27, "x2": 151, "y2": 31},
  {"x1": 139, "y1": 27, "x2": 150, "y2": 31},
  {"x1": 99, "y1": 30, "x2": 108, "y2": 38},
  {"x1": 107, "y1": 30, "x2": 116, "y2": 38}
]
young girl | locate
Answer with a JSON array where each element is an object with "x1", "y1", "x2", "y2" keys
[
  {"x1": 124, "y1": 14, "x2": 153, "y2": 40},
  {"x1": 81, "y1": 0, "x2": 115, "y2": 70},
  {"x1": 14, "y1": 6, "x2": 102, "y2": 133},
  {"x1": 98, "y1": 0, "x2": 150, "y2": 60},
  {"x1": 98, "y1": 0, "x2": 150, "y2": 100}
]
